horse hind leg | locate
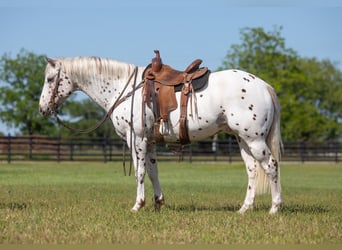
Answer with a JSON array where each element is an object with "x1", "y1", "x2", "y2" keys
[
  {"x1": 237, "y1": 138, "x2": 258, "y2": 214},
  {"x1": 248, "y1": 140, "x2": 283, "y2": 214}
]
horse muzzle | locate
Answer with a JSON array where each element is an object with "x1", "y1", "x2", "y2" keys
[{"x1": 39, "y1": 104, "x2": 53, "y2": 117}]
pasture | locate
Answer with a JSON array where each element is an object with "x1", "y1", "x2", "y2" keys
[{"x1": 0, "y1": 161, "x2": 341, "y2": 244}]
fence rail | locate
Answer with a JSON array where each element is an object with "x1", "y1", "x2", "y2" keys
[{"x1": 0, "y1": 135, "x2": 340, "y2": 163}]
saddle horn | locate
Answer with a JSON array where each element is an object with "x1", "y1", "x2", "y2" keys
[{"x1": 152, "y1": 50, "x2": 162, "y2": 72}]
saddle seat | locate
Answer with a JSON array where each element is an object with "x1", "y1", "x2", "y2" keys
[
  {"x1": 143, "y1": 50, "x2": 209, "y2": 145},
  {"x1": 146, "y1": 50, "x2": 207, "y2": 86}
]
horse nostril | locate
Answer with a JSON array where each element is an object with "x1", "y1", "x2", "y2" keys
[{"x1": 39, "y1": 106, "x2": 49, "y2": 116}]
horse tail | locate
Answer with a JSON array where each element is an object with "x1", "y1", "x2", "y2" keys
[{"x1": 255, "y1": 85, "x2": 283, "y2": 194}]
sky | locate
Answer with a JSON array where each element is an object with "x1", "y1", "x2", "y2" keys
[{"x1": 0, "y1": 0, "x2": 341, "y2": 134}]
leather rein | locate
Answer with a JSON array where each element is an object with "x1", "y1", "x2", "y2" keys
[{"x1": 50, "y1": 66, "x2": 141, "y2": 134}]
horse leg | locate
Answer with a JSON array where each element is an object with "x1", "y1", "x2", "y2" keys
[
  {"x1": 146, "y1": 141, "x2": 165, "y2": 211},
  {"x1": 237, "y1": 137, "x2": 258, "y2": 214},
  {"x1": 129, "y1": 136, "x2": 148, "y2": 212},
  {"x1": 248, "y1": 140, "x2": 283, "y2": 214}
]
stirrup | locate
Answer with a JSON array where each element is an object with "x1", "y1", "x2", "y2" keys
[
  {"x1": 159, "y1": 119, "x2": 171, "y2": 136},
  {"x1": 159, "y1": 119, "x2": 165, "y2": 135}
]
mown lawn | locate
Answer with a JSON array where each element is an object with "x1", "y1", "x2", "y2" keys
[{"x1": 0, "y1": 161, "x2": 341, "y2": 244}]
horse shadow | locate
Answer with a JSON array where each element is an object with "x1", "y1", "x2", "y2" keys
[
  {"x1": 1, "y1": 200, "x2": 330, "y2": 215},
  {"x1": 165, "y1": 203, "x2": 240, "y2": 213},
  {"x1": 0, "y1": 202, "x2": 30, "y2": 210},
  {"x1": 165, "y1": 202, "x2": 330, "y2": 214}
]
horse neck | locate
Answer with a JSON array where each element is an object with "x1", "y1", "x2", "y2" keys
[{"x1": 61, "y1": 57, "x2": 141, "y2": 112}]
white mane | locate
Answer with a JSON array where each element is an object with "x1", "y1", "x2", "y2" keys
[{"x1": 58, "y1": 56, "x2": 136, "y2": 86}]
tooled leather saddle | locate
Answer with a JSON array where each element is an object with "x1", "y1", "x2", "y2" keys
[{"x1": 142, "y1": 50, "x2": 210, "y2": 145}]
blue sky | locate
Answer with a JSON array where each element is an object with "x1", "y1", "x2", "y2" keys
[{"x1": 0, "y1": 0, "x2": 341, "y2": 134}]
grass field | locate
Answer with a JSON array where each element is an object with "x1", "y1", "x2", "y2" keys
[{"x1": 0, "y1": 161, "x2": 341, "y2": 244}]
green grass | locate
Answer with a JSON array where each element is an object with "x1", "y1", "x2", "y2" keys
[{"x1": 0, "y1": 161, "x2": 341, "y2": 244}]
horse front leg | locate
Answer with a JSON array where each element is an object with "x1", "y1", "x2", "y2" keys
[
  {"x1": 146, "y1": 141, "x2": 164, "y2": 211},
  {"x1": 130, "y1": 136, "x2": 148, "y2": 212}
]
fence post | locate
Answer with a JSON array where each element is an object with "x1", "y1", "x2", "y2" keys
[
  {"x1": 57, "y1": 136, "x2": 61, "y2": 162},
  {"x1": 102, "y1": 136, "x2": 107, "y2": 163},
  {"x1": 300, "y1": 141, "x2": 306, "y2": 163},
  {"x1": 29, "y1": 135, "x2": 33, "y2": 160},
  {"x1": 228, "y1": 136, "x2": 232, "y2": 164},
  {"x1": 108, "y1": 138, "x2": 113, "y2": 161},
  {"x1": 7, "y1": 133, "x2": 11, "y2": 163},
  {"x1": 69, "y1": 139, "x2": 74, "y2": 161},
  {"x1": 188, "y1": 145, "x2": 193, "y2": 163},
  {"x1": 179, "y1": 146, "x2": 184, "y2": 162}
]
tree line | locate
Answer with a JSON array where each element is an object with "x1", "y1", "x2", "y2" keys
[{"x1": 0, "y1": 26, "x2": 341, "y2": 142}]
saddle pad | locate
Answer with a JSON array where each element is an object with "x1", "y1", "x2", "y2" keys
[{"x1": 174, "y1": 70, "x2": 210, "y2": 92}]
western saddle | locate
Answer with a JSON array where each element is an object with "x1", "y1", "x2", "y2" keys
[{"x1": 142, "y1": 50, "x2": 209, "y2": 145}]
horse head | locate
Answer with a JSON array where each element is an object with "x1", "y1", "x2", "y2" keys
[{"x1": 39, "y1": 57, "x2": 74, "y2": 116}]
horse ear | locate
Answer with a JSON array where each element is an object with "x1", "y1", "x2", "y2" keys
[{"x1": 45, "y1": 57, "x2": 56, "y2": 67}]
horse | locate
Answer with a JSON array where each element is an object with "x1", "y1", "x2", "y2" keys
[{"x1": 39, "y1": 56, "x2": 283, "y2": 214}]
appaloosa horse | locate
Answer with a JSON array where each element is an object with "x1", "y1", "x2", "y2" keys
[{"x1": 39, "y1": 56, "x2": 283, "y2": 214}]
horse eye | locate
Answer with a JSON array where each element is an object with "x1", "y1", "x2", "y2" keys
[{"x1": 47, "y1": 76, "x2": 55, "y2": 82}]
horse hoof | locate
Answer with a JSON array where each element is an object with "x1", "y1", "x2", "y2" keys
[
  {"x1": 269, "y1": 202, "x2": 283, "y2": 215},
  {"x1": 154, "y1": 196, "x2": 165, "y2": 211},
  {"x1": 269, "y1": 207, "x2": 278, "y2": 215},
  {"x1": 131, "y1": 208, "x2": 139, "y2": 213},
  {"x1": 238, "y1": 204, "x2": 253, "y2": 214},
  {"x1": 131, "y1": 199, "x2": 146, "y2": 212}
]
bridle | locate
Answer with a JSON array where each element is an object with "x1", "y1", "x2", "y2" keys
[{"x1": 49, "y1": 66, "x2": 141, "y2": 134}]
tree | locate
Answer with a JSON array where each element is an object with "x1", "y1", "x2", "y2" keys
[
  {"x1": 0, "y1": 49, "x2": 59, "y2": 135},
  {"x1": 59, "y1": 98, "x2": 119, "y2": 138},
  {"x1": 219, "y1": 26, "x2": 342, "y2": 141},
  {"x1": 0, "y1": 49, "x2": 120, "y2": 137}
]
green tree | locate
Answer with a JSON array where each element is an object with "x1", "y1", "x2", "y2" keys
[
  {"x1": 59, "y1": 98, "x2": 118, "y2": 138},
  {"x1": 0, "y1": 49, "x2": 59, "y2": 135},
  {"x1": 219, "y1": 26, "x2": 342, "y2": 141},
  {"x1": 0, "y1": 49, "x2": 119, "y2": 137}
]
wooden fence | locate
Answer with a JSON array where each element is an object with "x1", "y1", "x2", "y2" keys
[{"x1": 0, "y1": 135, "x2": 340, "y2": 163}]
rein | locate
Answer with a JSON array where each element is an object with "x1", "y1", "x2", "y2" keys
[{"x1": 51, "y1": 66, "x2": 141, "y2": 134}]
